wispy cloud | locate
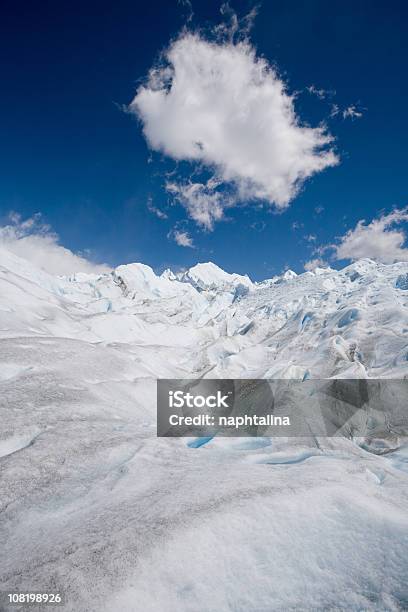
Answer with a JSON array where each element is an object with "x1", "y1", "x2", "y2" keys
[
  {"x1": 342, "y1": 105, "x2": 364, "y2": 120},
  {"x1": 177, "y1": 0, "x2": 193, "y2": 23},
  {"x1": 215, "y1": 2, "x2": 259, "y2": 42},
  {"x1": 168, "y1": 228, "x2": 195, "y2": 248},
  {"x1": 147, "y1": 196, "x2": 168, "y2": 219},
  {"x1": 166, "y1": 180, "x2": 225, "y2": 230},
  {"x1": 330, "y1": 103, "x2": 364, "y2": 120},
  {"x1": 0, "y1": 213, "x2": 109, "y2": 275},
  {"x1": 306, "y1": 84, "x2": 335, "y2": 100},
  {"x1": 304, "y1": 234, "x2": 317, "y2": 242},
  {"x1": 304, "y1": 257, "x2": 327, "y2": 271},
  {"x1": 250, "y1": 220, "x2": 266, "y2": 232}
]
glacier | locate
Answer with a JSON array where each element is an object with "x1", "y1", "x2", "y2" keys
[{"x1": 1, "y1": 246, "x2": 408, "y2": 611}]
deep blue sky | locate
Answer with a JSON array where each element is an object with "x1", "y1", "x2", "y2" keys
[{"x1": 1, "y1": 0, "x2": 407, "y2": 279}]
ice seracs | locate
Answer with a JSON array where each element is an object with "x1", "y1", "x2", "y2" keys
[
  {"x1": 160, "y1": 268, "x2": 178, "y2": 281},
  {"x1": 177, "y1": 261, "x2": 253, "y2": 292},
  {"x1": 2, "y1": 248, "x2": 408, "y2": 378}
]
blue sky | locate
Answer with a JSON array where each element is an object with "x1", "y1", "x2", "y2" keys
[{"x1": 0, "y1": 0, "x2": 407, "y2": 279}]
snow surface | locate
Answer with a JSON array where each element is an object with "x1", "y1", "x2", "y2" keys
[{"x1": 0, "y1": 250, "x2": 408, "y2": 611}]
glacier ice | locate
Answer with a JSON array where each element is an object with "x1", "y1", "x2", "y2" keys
[
  {"x1": 0, "y1": 248, "x2": 408, "y2": 611},
  {"x1": 396, "y1": 272, "x2": 408, "y2": 290}
]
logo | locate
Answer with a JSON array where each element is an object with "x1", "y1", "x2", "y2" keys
[{"x1": 168, "y1": 390, "x2": 232, "y2": 409}]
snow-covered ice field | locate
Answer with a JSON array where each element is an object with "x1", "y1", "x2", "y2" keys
[{"x1": 1, "y1": 248, "x2": 408, "y2": 611}]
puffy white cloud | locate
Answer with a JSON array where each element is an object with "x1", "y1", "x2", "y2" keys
[
  {"x1": 168, "y1": 228, "x2": 194, "y2": 248},
  {"x1": 334, "y1": 209, "x2": 408, "y2": 263},
  {"x1": 0, "y1": 213, "x2": 109, "y2": 275},
  {"x1": 130, "y1": 32, "x2": 338, "y2": 228},
  {"x1": 166, "y1": 181, "x2": 225, "y2": 230}
]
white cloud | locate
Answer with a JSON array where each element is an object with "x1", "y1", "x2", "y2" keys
[
  {"x1": 307, "y1": 85, "x2": 335, "y2": 100},
  {"x1": 250, "y1": 220, "x2": 266, "y2": 232},
  {"x1": 342, "y1": 105, "x2": 363, "y2": 120},
  {"x1": 130, "y1": 32, "x2": 338, "y2": 228},
  {"x1": 334, "y1": 208, "x2": 408, "y2": 263},
  {"x1": 168, "y1": 228, "x2": 195, "y2": 248},
  {"x1": 166, "y1": 180, "x2": 225, "y2": 230},
  {"x1": 304, "y1": 257, "x2": 327, "y2": 271},
  {"x1": 329, "y1": 104, "x2": 340, "y2": 118},
  {"x1": 147, "y1": 197, "x2": 168, "y2": 219},
  {"x1": 330, "y1": 103, "x2": 364, "y2": 120},
  {"x1": 0, "y1": 213, "x2": 109, "y2": 275},
  {"x1": 215, "y1": 3, "x2": 259, "y2": 42},
  {"x1": 177, "y1": 0, "x2": 193, "y2": 23}
]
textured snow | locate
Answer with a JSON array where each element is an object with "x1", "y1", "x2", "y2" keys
[{"x1": 1, "y1": 249, "x2": 408, "y2": 611}]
